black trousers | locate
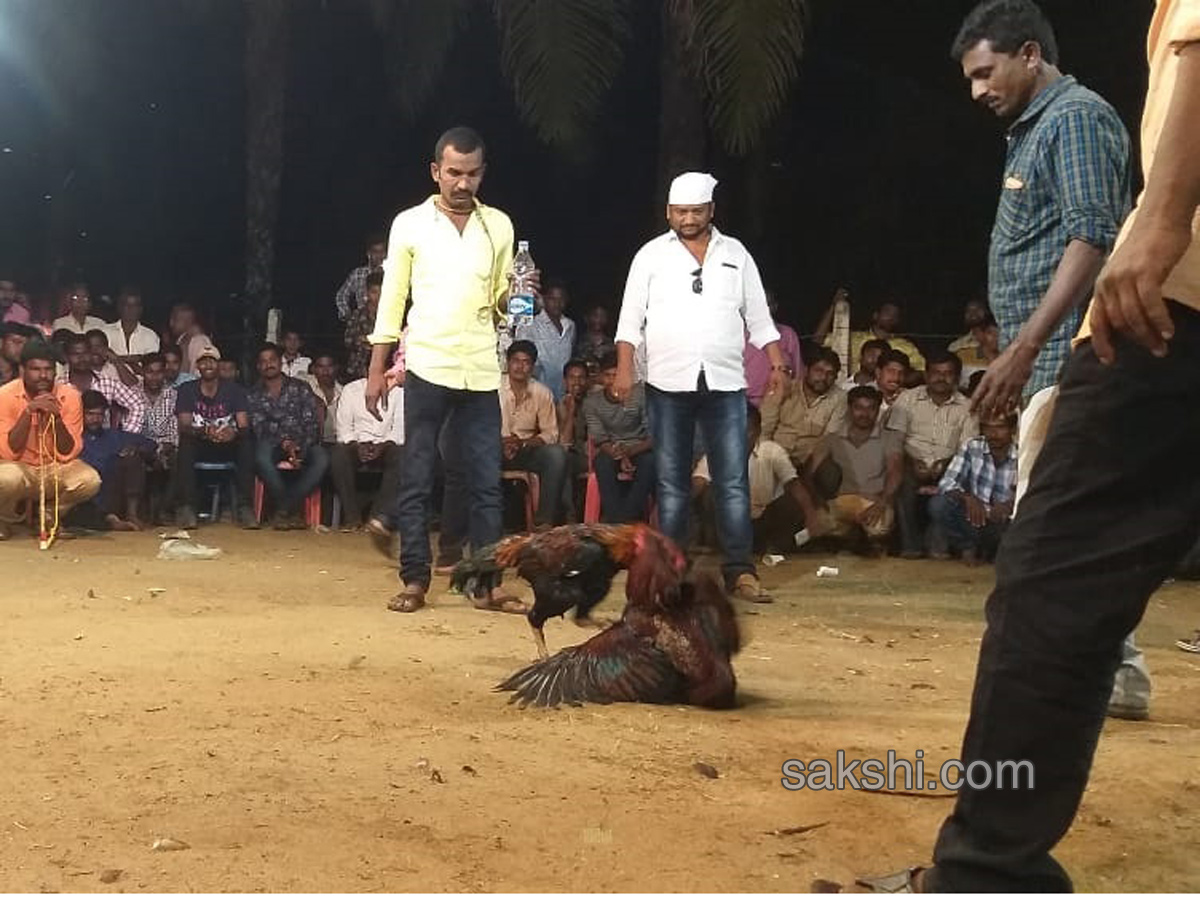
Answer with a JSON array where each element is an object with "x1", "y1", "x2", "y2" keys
[
  {"x1": 330, "y1": 442, "x2": 401, "y2": 526},
  {"x1": 927, "y1": 303, "x2": 1200, "y2": 891},
  {"x1": 175, "y1": 433, "x2": 256, "y2": 512}
]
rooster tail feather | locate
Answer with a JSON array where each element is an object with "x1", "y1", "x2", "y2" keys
[{"x1": 449, "y1": 534, "x2": 531, "y2": 597}]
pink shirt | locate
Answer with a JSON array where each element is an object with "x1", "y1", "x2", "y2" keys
[
  {"x1": 2, "y1": 303, "x2": 32, "y2": 325},
  {"x1": 744, "y1": 322, "x2": 803, "y2": 407}
]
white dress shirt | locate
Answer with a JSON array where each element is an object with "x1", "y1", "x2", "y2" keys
[
  {"x1": 615, "y1": 226, "x2": 779, "y2": 392},
  {"x1": 335, "y1": 378, "x2": 404, "y2": 445},
  {"x1": 52, "y1": 314, "x2": 108, "y2": 335},
  {"x1": 282, "y1": 354, "x2": 312, "y2": 378},
  {"x1": 103, "y1": 321, "x2": 161, "y2": 356}
]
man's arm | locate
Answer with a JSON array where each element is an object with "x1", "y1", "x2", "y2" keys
[
  {"x1": 613, "y1": 249, "x2": 651, "y2": 401},
  {"x1": 366, "y1": 216, "x2": 413, "y2": 416},
  {"x1": 1093, "y1": 41, "x2": 1200, "y2": 361},
  {"x1": 741, "y1": 252, "x2": 787, "y2": 394},
  {"x1": 335, "y1": 269, "x2": 358, "y2": 322},
  {"x1": 111, "y1": 379, "x2": 147, "y2": 433}
]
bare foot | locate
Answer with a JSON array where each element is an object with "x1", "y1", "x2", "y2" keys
[{"x1": 105, "y1": 514, "x2": 139, "y2": 532}]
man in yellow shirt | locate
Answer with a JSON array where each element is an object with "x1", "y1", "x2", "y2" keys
[
  {"x1": 815, "y1": 292, "x2": 927, "y2": 372},
  {"x1": 364, "y1": 126, "x2": 529, "y2": 615},
  {"x1": 860, "y1": 0, "x2": 1200, "y2": 891}
]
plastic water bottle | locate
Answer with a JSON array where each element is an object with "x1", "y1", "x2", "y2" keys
[{"x1": 508, "y1": 240, "x2": 536, "y2": 327}]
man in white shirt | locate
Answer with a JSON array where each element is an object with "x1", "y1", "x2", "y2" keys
[
  {"x1": 51, "y1": 283, "x2": 107, "y2": 335},
  {"x1": 103, "y1": 288, "x2": 160, "y2": 367},
  {"x1": 332, "y1": 377, "x2": 403, "y2": 533},
  {"x1": 613, "y1": 171, "x2": 789, "y2": 602}
]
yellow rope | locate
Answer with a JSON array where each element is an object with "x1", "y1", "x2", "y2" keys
[{"x1": 37, "y1": 414, "x2": 60, "y2": 550}]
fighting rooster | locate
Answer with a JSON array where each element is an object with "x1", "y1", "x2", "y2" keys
[
  {"x1": 449, "y1": 523, "x2": 687, "y2": 659},
  {"x1": 495, "y1": 571, "x2": 742, "y2": 709}
]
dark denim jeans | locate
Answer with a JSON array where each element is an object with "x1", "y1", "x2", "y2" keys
[
  {"x1": 254, "y1": 440, "x2": 331, "y2": 515},
  {"x1": 925, "y1": 303, "x2": 1200, "y2": 891},
  {"x1": 509, "y1": 443, "x2": 569, "y2": 526},
  {"x1": 594, "y1": 448, "x2": 656, "y2": 524},
  {"x1": 647, "y1": 377, "x2": 753, "y2": 587},
  {"x1": 928, "y1": 492, "x2": 1007, "y2": 557},
  {"x1": 397, "y1": 373, "x2": 502, "y2": 589}
]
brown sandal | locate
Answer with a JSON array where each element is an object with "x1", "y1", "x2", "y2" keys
[
  {"x1": 472, "y1": 593, "x2": 528, "y2": 615},
  {"x1": 387, "y1": 584, "x2": 426, "y2": 613}
]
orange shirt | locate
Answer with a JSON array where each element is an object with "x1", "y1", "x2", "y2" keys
[
  {"x1": 1079, "y1": 0, "x2": 1200, "y2": 340},
  {"x1": 0, "y1": 380, "x2": 84, "y2": 464}
]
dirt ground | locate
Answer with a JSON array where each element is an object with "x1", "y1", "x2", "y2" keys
[{"x1": 1, "y1": 527, "x2": 1197, "y2": 893}]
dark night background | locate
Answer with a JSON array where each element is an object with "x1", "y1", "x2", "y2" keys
[{"x1": 0, "y1": 0, "x2": 1153, "y2": 351}]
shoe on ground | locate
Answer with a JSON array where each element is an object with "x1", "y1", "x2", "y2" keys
[
  {"x1": 1176, "y1": 630, "x2": 1200, "y2": 654},
  {"x1": 1106, "y1": 703, "x2": 1149, "y2": 721},
  {"x1": 238, "y1": 507, "x2": 260, "y2": 529},
  {"x1": 731, "y1": 573, "x2": 773, "y2": 603}
]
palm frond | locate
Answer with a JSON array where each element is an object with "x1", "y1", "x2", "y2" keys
[
  {"x1": 366, "y1": 0, "x2": 473, "y2": 120},
  {"x1": 685, "y1": 0, "x2": 808, "y2": 155},
  {"x1": 493, "y1": 0, "x2": 633, "y2": 149}
]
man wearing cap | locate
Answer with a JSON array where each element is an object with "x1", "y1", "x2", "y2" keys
[
  {"x1": 173, "y1": 340, "x2": 257, "y2": 529},
  {"x1": 0, "y1": 339, "x2": 101, "y2": 539},
  {"x1": 613, "y1": 171, "x2": 789, "y2": 602}
]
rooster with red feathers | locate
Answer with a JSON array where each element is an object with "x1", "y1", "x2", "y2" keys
[{"x1": 451, "y1": 523, "x2": 742, "y2": 709}]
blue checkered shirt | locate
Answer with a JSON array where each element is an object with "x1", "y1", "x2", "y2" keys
[
  {"x1": 987, "y1": 75, "x2": 1131, "y2": 398},
  {"x1": 937, "y1": 436, "x2": 1017, "y2": 507}
]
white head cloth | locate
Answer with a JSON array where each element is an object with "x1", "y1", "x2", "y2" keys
[{"x1": 668, "y1": 171, "x2": 718, "y2": 205}]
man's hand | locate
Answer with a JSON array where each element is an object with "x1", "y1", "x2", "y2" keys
[
  {"x1": 970, "y1": 340, "x2": 1037, "y2": 417},
  {"x1": 365, "y1": 348, "x2": 391, "y2": 421},
  {"x1": 766, "y1": 367, "x2": 789, "y2": 398},
  {"x1": 1090, "y1": 218, "x2": 1190, "y2": 364},
  {"x1": 963, "y1": 494, "x2": 989, "y2": 528},
  {"x1": 989, "y1": 500, "x2": 1013, "y2": 524},
  {"x1": 27, "y1": 394, "x2": 62, "y2": 417},
  {"x1": 502, "y1": 435, "x2": 521, "y2": 461},
  {"x1": 211, "y1": 424, "x2": 236, "y2": 443},
  {"x1": 612, "y1": 361, "x2": 634, "y2": 403},
  {"x1": 358, "y1": 442, "x2": 382, "y2": 463}
]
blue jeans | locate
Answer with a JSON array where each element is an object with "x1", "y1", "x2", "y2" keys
[
  {"x1": 594, "y1": 449, "x2": 656, "y2": 524},
  {"x1": 928, "y1": 491, "x2": 1007, "y2": 556},
  {"x1": 647, "y1": 378, "x2": 753, "y2": 587},
  {"x1": 254, "y1": 440, "x2": 331, "y2": 516},
  {"x1": 398, "y1": 373, "x2": 502, "y2": 589}
]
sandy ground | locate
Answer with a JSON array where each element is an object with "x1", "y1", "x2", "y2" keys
[{"x1": 1, "y1": 526, "x2": 1197, "y2": 893}]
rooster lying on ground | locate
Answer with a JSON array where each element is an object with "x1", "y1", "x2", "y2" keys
[
  {"x1": 495, "y1": 571, "x2": 741, "y2": 709},
  {"x1": 449, "y1": 523, "x2": 687, "y2": 659}
]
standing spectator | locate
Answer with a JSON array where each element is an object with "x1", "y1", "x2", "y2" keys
[
  {"x1": 759, "y1": 346, "x2": 847, "y2": 469},
  {"x1": 61, "y1": 334, "x2": 145, "y2": 434},
  {"x1": 248, "y1": 343, "x2": 330, "y2": 529},
  {"x1": 174, "y1": 342, "x2": 257, "y2": 529},
  {"x1": 515, "y1": 279, "x2": 576, "y2": 400},
  {"x1": 0, "y1": 340, "x2": 101, "y2": 538},
  {"x1": 103, "y1": 287, "x2": 160, "y2": 366},
  {"x1": 930, "y1": 409, "x2": 1017, "y2": 563},
  {"x1": 344, "y1": 271, "x2": 382, "y2": 380},
  {"x1": 162, "y1": 346, "x2": 195, "y2": 388},
  {"x1": 744, "y1": 291, "x2": 803, "y2": 406},
  {"x1": 77, "y1": 390, "x2": 155, "y2": 531},
  {"x1": 805, "y1": 386, "x2": 903, "y2": 554},
  {"x1": 364, "y1": 126, "x2": 528, "y2": 615},
  {"x1": 280, "y1": 330, "x2": 312, "y2": 378},
  {"x1": 859, "y1": 0, "x2": 1177, "y2": 890},
  {"x1": 167, "y1": 303, "x2": 211, "y2": 376},
  {"x1": 335, "y1": 232, "x2": 387, "y2": 322},
  {"x1": 332, "y1": 376, "x2": 403, "y2": 532},
  {"x1": 584, "y1": 350, "x2": 654, "y2": 523},
  {"x1": 613, "y1": 171, "x2": 787, "y2": 602},
  {"x1": 0, "y1": 278, "x2": 32, "y2": 325},
  {"x1": 51, "y1": 283, "x2": 106, "y2": 335},
  {"x1": 500, "y1": 340, "x2": 568, "y2": 528},
  {"x1": 888, "y1": 350, "x2": 978, "y2": 559},
  {"x1": 305, "y1": 353, "x2": 343, "y2": 446}
]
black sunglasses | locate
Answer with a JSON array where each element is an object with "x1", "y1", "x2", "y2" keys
[{"x1": 691, "y1": 268, "x2": 703, "y2": 294}]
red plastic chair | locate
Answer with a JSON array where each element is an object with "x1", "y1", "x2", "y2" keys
[{"x1": 253, "y1": 460, "x2": 321, "y2": 526}]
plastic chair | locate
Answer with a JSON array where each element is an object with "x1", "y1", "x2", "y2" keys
[
  {"x1": 194, "y1": 461, "x2": 239, "y2": 522},
  {"x1": 501, "y1": 470, "x2": 540, "y2": 532},
  {"x1": 253, "y1": 460, "x2": 321, "y2": 526}
]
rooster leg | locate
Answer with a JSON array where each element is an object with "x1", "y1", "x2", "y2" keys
[
  {"x1": 574, "y1": 615, "x2": 612, "y2": 630},
  {"x1": 531, "y1": 623, "x2": 550, "y2": 660}
]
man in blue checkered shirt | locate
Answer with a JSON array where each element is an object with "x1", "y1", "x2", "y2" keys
[
  {"x1": 929, "y1": 410, "x2": 1017, "y2": 563},
  {"x1": 966, "y1": 0, "x2": 1131, "y2": 417}
]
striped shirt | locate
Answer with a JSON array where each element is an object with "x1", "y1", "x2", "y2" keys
[
  {"x1": 143, "y1": 386, "x2": 178, "y2": 448},
  {"x1": 987, "y1": 75, "x2": 1131, "y2": 397},
  {"x1": 937, "y1": 436, "x2": 1017, "y2": 508},
  {"x1": 58, "y1": 372, "x2": 146, "y2": 434}
]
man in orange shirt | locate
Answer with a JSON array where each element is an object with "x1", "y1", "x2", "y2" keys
[
  {"x1": 859, "y1": 0, "x2": 1200, "y2": 891},
  {"x1": 0, "y1": 340, "x2": 101, "y2": 539}
]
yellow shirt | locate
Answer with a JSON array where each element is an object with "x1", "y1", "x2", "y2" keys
[
  {"x1": 370, "y1": 196, "x2": 514, "y2": 391},
  {"x1": 827, "y1": 330, "x2": 927, "y2": 372},
  {"x1": 1078, "y1": 0, "x2": 1200, "y2": 342}
]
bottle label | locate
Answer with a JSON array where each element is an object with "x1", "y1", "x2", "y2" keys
[{"x1": 508, "y1": 294, "x2": 535, "y2": 318}]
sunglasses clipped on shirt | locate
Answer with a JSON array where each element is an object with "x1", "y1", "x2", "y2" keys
[{"x1": 691, "y1": 268, "x2": 703, "y2": 295}]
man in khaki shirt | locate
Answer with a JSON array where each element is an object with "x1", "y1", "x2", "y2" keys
[
  {"x1": 760, "y1": 346, "x2": 847, "y2": 468},
  {"x1": 887, "y1": 351, "x2": 978, "y2": 558},
  {"x1": 864, "y1": 1, "x2": 1200, "y2": 891},
  {"x1": 500, "y1": 341, "x2": 567, "y2": 527}
]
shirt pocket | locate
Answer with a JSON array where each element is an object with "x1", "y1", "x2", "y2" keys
[{"x1": 994, "y1": 173, "x2": 1036, "y2": 242}]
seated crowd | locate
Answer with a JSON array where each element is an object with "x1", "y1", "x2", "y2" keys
[{"x1": 0, "y1": 268, "x2": 1019, "y2": 568}]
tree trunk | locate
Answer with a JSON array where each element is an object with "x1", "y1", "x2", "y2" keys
[
  {"x1": 656, "y1": 2, "x2": 707, "y2": 210},
  {"x1": 244, "y1": 0, "x2": 287, "y2": 328}
]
